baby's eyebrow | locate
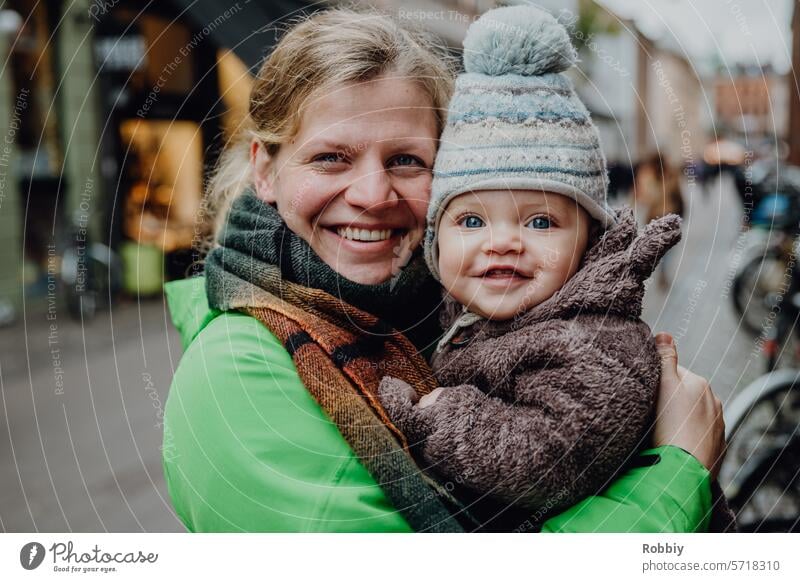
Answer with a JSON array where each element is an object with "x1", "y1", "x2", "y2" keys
[
  {"x1": 447, "y1": 200, "x2": 486, "y2": 213},
  {"x1": 511, "y1": 202, "x2": 558, "y2": 215},
  {"x1": 521, "y1": 198, "x2": 579, "y2": 213}
]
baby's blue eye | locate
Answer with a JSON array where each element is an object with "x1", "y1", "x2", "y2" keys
[
  {"x1": 461, "y1": 215, "x2": 485, "y2": 228},
  {"x1": 527, "y1": 216, "x2": 551, "y2": 229}
]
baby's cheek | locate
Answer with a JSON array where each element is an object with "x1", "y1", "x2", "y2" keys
[
  {"x1": 437, "y1": 235, "x2": 464, "y2": 280},
  {"x1": 439, "y1": 261, "x2": 466, "y2": 299},
  {"x1": 438, "y1": 260, "x2": 475, "y2": 310},
  {"x1": 519, "y1": 275, "x2": 558, "y2": 309}
]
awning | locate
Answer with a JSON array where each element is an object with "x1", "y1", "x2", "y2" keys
[{"x1": 168, "y1": 0, "x2": 314, "y2": 71}]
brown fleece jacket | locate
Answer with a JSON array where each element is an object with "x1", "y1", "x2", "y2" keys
[{"x1": 379, "y1": 208, "x2": 735, "y2": 531}]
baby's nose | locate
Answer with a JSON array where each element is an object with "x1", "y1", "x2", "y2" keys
[{"x1": 485, "y1": 226, "x2": 524, "y2": 254}]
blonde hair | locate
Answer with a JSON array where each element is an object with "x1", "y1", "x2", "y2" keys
[{"x1": 203, "y1": 7, "x2": 455, "y2": 246}]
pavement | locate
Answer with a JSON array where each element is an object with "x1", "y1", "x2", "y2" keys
[
  {"x1": 0, "y1": 173, "x2": 758, "y2": 532},
  {"x1": 0, "y1": 295, "x2": 185, "y2": 532},
  {"x1": 641, "y1": 173, "x2": 761, "y2": 405}
]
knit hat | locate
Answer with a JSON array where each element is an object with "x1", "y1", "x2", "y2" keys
[{"x1": 425, "y1": 5, "x2": 616, "y2": 282}]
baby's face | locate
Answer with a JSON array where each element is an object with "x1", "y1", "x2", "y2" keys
[{"x1": 437, "y1": 189, "x2": 591, "y2": 320}]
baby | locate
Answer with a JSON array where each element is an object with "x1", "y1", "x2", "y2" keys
[{"x1": 378, "y1": 6, "x2": 733, "y2": 531}]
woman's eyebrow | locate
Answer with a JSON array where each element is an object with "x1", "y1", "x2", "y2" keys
[
  {"x1": 300, "y1": 140, "x2": 357, "y2": 154},
  {"x1": 380, "y1": 137, "x2": 435, "y2": 150}
]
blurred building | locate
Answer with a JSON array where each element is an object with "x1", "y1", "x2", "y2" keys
[
  {"x1": 788, "y1": 0, "x2": 800, "y2": 165},
  {"x1": 0, "y1": 0, "x2": 747, "y2": 316},
  {"x1": 714, "y1": 66, "x2": 790, "y2": 141},
  {"x1": 558, "y1": 0, "x2": 639, "y2": 195},
  {"x1": 640, "y1": 37, "x2": 710, "y2": 171},
  {"x1": 0, "y1": 0, "x2": 310, "y2": 315}
]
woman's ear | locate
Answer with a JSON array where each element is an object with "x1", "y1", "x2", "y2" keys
[{"x1": 250, "y1": 139, "x2": 277, "y2": 203}]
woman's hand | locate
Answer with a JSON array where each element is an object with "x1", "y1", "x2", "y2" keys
[{"x1": 652, "y1": 332, "x2": 726, "y2": 478}]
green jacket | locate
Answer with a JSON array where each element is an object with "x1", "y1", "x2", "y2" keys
[{"x1": 162, "y1": 277, "x2": 712, "y2": 532}]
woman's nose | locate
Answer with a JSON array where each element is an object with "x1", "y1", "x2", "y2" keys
[
  {"x1": 483, "y1": 225, "x2": 524, "y2": 254},
  {"x1": 343, "y1": 159, "x2": 398, "y2": 211}
]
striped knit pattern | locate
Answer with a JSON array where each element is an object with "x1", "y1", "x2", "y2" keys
[{"x1": 424, "y1": 5, "x2": 616, "y2": 282}]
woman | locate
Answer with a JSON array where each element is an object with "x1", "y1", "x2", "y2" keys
[{"x1": 162, "y1": 8, "x2": 725, "y2": 532}]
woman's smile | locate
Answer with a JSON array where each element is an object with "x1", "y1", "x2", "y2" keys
[
  {"x1": 319, "y1": 223, "x2": 411, "y2": 256},
  {"x1": 336, "y1": 227, "x2": 395, "y2": 242}
]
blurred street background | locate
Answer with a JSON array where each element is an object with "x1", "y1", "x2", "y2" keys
[{"x1": 0, "y1": 0, "x2": 798, "y2": 531}]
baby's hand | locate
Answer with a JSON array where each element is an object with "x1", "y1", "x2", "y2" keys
[
  {"x1": 378, "y1": 376, "x2": 418, "y2": 407},
  {"x1": 378, "y1": 377, "x2": 436, "y2": 444},
  {"x1": 419, "y1": 387, "x2": 446, "y2": 409}
]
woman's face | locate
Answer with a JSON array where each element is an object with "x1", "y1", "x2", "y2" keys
[{"x1": 251, "y1": 75, "x2": 438, "y2": 285}]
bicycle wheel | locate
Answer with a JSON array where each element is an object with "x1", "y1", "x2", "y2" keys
[
  {"x1": 728, "y1": 436, "x2": 800, "y2": 531},
  {"x1": 720, "y1": 372, "x2": 800, "y2": 531},
  {"x1": 732, "y1": 250, "x2": 788, "y2": 337}
]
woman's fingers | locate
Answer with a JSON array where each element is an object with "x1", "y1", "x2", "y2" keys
[
  {"x1": 676, "y1": 364, "x2": 689, "y2": 380},
  {"x1": 655, "y1": 333, "x2": 679, "y2": 381},
  {"x1": 653, "y1": 333, "x2": 726, "y2": 479}
]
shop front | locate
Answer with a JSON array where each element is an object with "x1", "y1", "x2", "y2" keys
[
  {"x1": 0, "y1": 0, "x2": 309, "y2": 320},
  {"x1": 93, "y1": 0, "x2": 308, "y2": 296}
]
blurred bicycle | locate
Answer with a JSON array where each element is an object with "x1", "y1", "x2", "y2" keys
[
  {"x1": 730, "y1": 166, "x2": 800, "y2": 339},
  {"x1": 722, "y1": 165, "x2": 800, "y2": 531},
  {"x1": 721, "y1": 370, "x2": 800, "y2": 532}
]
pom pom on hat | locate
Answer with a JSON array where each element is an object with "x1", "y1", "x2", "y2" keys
[{"x1": 463, "y1": 5, "x2": 577, "y2": 77}]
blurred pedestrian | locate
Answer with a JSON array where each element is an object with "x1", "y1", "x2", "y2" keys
[
  {"x1": 701, "y1": 137, "x2": 746, "y2": 197},
  {"x1": 634, "y1": 153, "x2": 685, "y2": 289}
]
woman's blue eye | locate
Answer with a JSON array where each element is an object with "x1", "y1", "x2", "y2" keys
[
  {"x1": 388, "y1": 154, "x2": 423, "y2": 167},
  {"x1": 313, "y1": 153, "x2": 345, "y2": 164},
  {"x1": 461, "y1": 216, "x2": 485, "y2": 228},
  {"x1": 527, "y1": 216, "x2": 551, "y2": 229}
]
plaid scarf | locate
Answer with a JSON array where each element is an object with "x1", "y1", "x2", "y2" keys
[{"x1": 205, "y1": 190, "x2": 474, "y2": 532}]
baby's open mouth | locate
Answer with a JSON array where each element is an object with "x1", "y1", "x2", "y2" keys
[{"x1": 483, "y1": 268, "x2": 530, "y2": 279}]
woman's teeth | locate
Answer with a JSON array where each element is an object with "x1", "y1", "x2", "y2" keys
[{"x1": 337, "y1": 227, "x2": 393, "y2": 242}]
